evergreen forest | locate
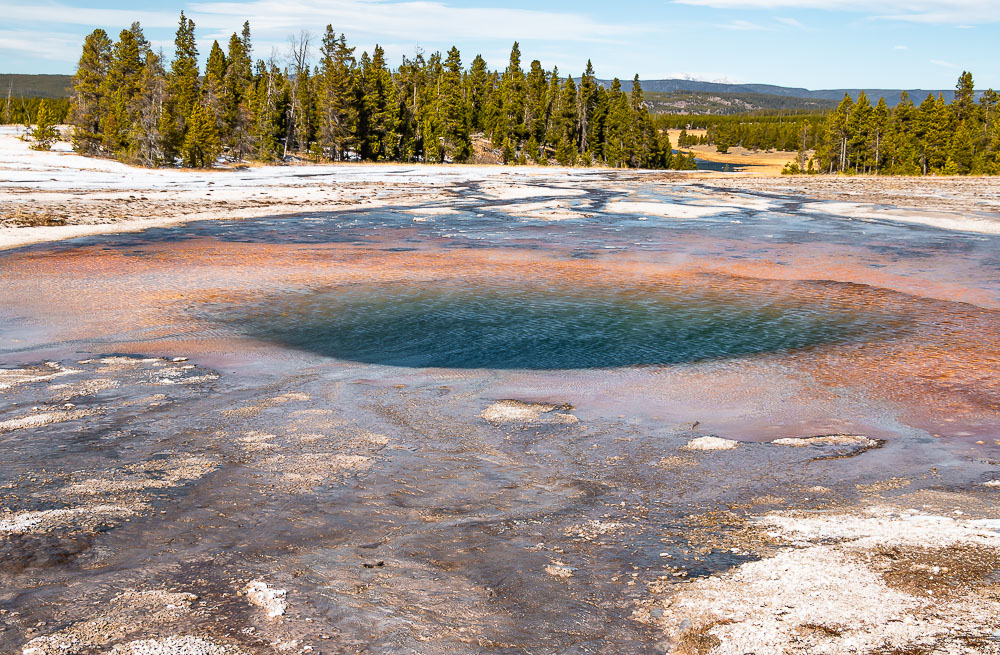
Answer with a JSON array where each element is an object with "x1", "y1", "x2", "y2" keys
[{"x1": 63, "y1": 15, "x2": 689, "y2": 169}]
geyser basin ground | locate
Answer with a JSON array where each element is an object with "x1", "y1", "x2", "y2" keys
[
  {"x1": 231, "y1": 281, "x2": 900, "y2": 369},
  {"x1": 2, "y1": 160, "x2": 1000, "y2": 655}
]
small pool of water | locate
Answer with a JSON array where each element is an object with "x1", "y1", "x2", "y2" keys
[{"x1": 226, "y1": 281, "x2": 901, "y2": 369}]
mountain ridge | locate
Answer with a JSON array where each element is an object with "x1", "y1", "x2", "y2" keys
[
  {"x1": 596, "y1": 77, "x2": 978, "y2": 107},
  {"x1": 1, "y1": 72, "x2": 979, "y2": 108}
]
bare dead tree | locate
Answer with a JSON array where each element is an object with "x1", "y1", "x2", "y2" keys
[{"x1": 284, "y1": 31, "x2": 311, "y2": 158}]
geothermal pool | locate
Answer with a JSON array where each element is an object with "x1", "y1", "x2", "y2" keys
[
  {"x1": 227, "y1": 280, "x2": 901, "y2": 369},
  {"x1": 2, "y1": 177, "x2": 999, "y2": 654}
]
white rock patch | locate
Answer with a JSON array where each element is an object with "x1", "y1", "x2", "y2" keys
[
  {"x1": 651, "y1": 507, "x2": 1000, "y2": 654},
  {"x1": 545, "y1": 562, "x2": 575, "y2": 579},
  {"x1": 683, "y1": 436, "x2": 739, "y2": 451},
  {"x1": 108, "y1": 636, "x2": 247, "y2": 655},
  {"x1": 0, "y1": 409, "x2": 97, "y2": 432},
  {"x1": 771, "y1": 434, "x2": 877, "y2": 448},
  {"x1": 244, "y1": 580, "x2": 287, "y2": 618},
  {"x1": 481, "y1": 400, "x2": 576, "y2": 426}
]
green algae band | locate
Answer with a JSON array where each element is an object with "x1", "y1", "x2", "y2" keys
[{"x1": 236, "y1": 282, "x2": 897, "y2": 370}]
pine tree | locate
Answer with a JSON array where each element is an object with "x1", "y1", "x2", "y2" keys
[
  {"x1": 29, "y1": 101, "x2": 59, "y2": 150},
  {"x1": 887, "y1": 91, "x2": 918, "y2": 174},
  {"x1": 439, "y1": 46, "x2": 470, "y2": 162},
  {"x1": 981, "y1": 88, "x2": 1000, "y2": 173},
  {"x1": 100, "y1": 27, "x2": 144, "y2": 156},
  {"x1": 579, "y1": 60, "x2": 598, "y2": 153},
  {"x1": 629, "y1": 75, "x2": 651, "y2": 167},
  {"x1": 588, "y1": 83, "x2": 609, "y2": 161},
  {"x1": 525, "y1": 135, "x2": 542, "y2": 164},
  {"x1": 524, "y1": 60, "x2": 548, "y2": 144},
  {"x1": 181, "y1": 101, "x2": 221, "y2": 167},
  {"x1": 248, "y1": 58, "x2": 284, "y2": 161},
  {"x1": 949, "y1": 72, "x2": 979, "y2": 174},
  {"x1": 953, "y1": 71, "x2": 976, "y2": 123},
  {"x1": 603, "y1": 79, "x2": 631, "y2": 167},
  {"x1": 496, "y1": 42, "x2": 525, "y2": 146},
  {"x1": 543, "y1": 66, "x2": 561, "y2": 148},
  {"x1": 847, "y1": 91, "x2": 872, "y2": 173},
  {"x1": 467, "y1": 54, "x2": 490, "y2": 133},
  {"x1": 501, "y1": 136, "x2": 516, "y2": 164},
  {"x1": 223, "y1": 24, "x2": 254, "y2": 159},
  {"x1": 871, "y1": 97, "x2": 889, "y2": 174},
  {"x1": 70, "y1": 29, "x2": 112, "y2": 154},
  {"x1": 921, "y1": 94, "x2": 951, "y2": 174},
  {"x1": 316, "y1": 26, "x2": 357, "y2": 160},
  {"x1": 824, "y1": 94, "x2": 854, "y2": 173},
  {"x1": 203, "y1": 40, "x2": 227, "y2": 130},
  {"x1": 555, "y1": 135, "x2": 575, "y2": 166},
  {"x1": 163, "y1": 12, "x2": 200, "y2": 161},
  {"x1": 358, "y1": 46, "x2": 400, "y2": 161},
  {"x1": 549, "y1": 75, "x2": 577, "y2": 149}
]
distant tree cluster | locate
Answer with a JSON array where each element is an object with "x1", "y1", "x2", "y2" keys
[
  {"x1": 0, "y1": 97, "x2": 70, "y2": 126},
  {"x1": 802, "y1": 73, "x2": 1000, "y2": 175},
  {"x1": 66, "y1": 15, "x2": 692, "y2": 169},
  {"x1": 661, "y1": 113, "x2": 826, "y2": 153}
]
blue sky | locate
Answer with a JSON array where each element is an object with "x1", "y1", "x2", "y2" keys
[{"x1": 2, "y1": 0, "x2": 998, "y2": 90}]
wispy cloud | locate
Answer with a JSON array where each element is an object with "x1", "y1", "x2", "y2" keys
[
  {"x1": 894, "y1": 44, "x2": 908, "y2": 49},
  {"x1": 0, "y1": 28, "x2": 82, "y2": 61},
  {"x1": 930, "y1": 58, "x2": 958, "y2": 68},
  {"x1": 776, "y1": 16, "x2": 806, "y2": 28},
  {"x1": 0, "y1": 3, "x2": 180, "y2": 29},
  {"x1": 672, "y1": 0, "x2": 1000, "y2": 25},
  {"x1": 717, "y1": 19, "x2": 770, "y2": 30},
  {"x1": 186, "y1": 0, "x2": 640, "y2": 44},
  {"x1": 0, "y1": 0, "x2": 649, "y2": 61}
]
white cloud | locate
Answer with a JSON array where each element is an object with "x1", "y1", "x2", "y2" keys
[
  {"x1": 1, "y1": 0, "x2": 650, "y2": 70},
  {"x1": 0, "y1": 29, "x2": 82, "y2": 61},
  {"x1": 0, "y1": 3, "x2": 180, "y2": 29},
  {"x1": 672, "y1": 0, "x2": 1000, "y2": 24},
  {"x1": 776, "y1": 16, "x2": 806, "y2": 28},
  {"x1": 930, "y1": 58, "x2": 958, "y2": 68},
  {"x1": 718, "y1": 19, "x2": 770, "y2": 30},
  {"x1": 186, "y1": 0, "x2": 640, "y2": 44},
  {"x1": 894, "y1": 44, "x2": 908, "y2": 49}
]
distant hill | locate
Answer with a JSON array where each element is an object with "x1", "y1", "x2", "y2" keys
[
  {"x1": 601, "y1": 78, "x2": 979, "y2": 109},
  {"x1": 0, "y1": 74, "x2": 73, "y2": 99},
  {"x1": 1, "y1": 72, "x2": 979, "y2": 111},
  {"x1": 643, "y1": 90, "x2": 837, "y2": 115}
]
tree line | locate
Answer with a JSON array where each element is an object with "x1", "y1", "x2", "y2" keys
[
  {"x1": 0, "y1": 97, "x2": 70, "y2": 126},
  {"x1": 659, "y1": 112, "x2": 827, "y2": 154},
  {"x1": 65, "y1": 14, "x2": 694, "y2": 169},
  {"x1": 803, "y1": 72, "x2": 1000, "y2": 175}
]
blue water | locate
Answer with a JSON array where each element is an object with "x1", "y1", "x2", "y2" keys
[{"x1": 227, "y1": 281, "x2": 901, "y2": 369}]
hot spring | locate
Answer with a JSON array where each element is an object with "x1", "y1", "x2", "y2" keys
[{"x1": 228, "y1": 280, "x2": 900, "y2": 370}]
